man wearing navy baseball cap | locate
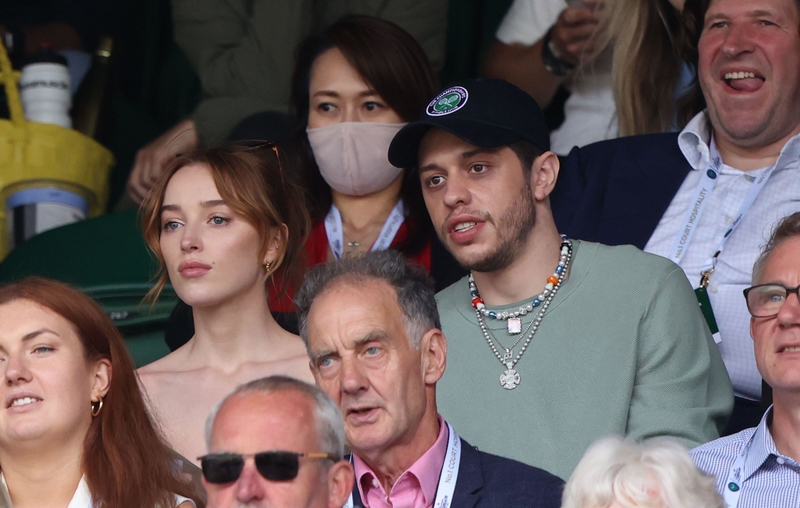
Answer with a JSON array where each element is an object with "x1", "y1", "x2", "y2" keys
[{"x1": 388, "y1": 78, "x2": 734, "y2": 480}]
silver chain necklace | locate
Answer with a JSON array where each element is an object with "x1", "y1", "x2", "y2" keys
[{"x1": 472, "y1": 238, "x2": 572, "y2": 390}]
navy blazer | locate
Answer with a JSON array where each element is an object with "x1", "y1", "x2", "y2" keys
[
  {"x1": 348, "y1": 438, "x2": 564, "y2": 508},
  {"x1": 551, "y1": 132, "x2": 692, "y2": 249}
]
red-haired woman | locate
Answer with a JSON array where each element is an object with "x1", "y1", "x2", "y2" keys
[
  {"x1": 138, "y1": 143, "x2": 313, "y2": 465},
  {"x1": 0, "y1": 277, "x2": 202, "y2": 507}
]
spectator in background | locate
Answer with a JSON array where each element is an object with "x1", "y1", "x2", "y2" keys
[
  {"x1": 0, "y1": 278, "x2": 201, "y2": 507},
  {"x1": 563, "y1": 437, "x2": 724, "y2": 508},
  {"x1": 484, "y1": 0, "x2": 690, "y2": 154},
  {"x1": 296, "y1": 250, "x2": 565, "y2": 507},
  {"x1": 126, "y1": 0, "x2": 447, "y2": 204},
  {"x1": 691, "y1": 212, "x2": 800, "y2": 507},
  {"x1": 552, "y1": 0, "x2": 800, "y2": 433},
  {"x1": 387, "y1": 78, "x2": 732, "y2": 480},
  {"x1": 285, "y1": 15, "x2": 464, "y2": 299},
  {"x1": 201, "y1": 376, "x2": 353, "y2": 508},
  {"x1": 138, "y1": 144, "x2": 313, "y2": 465}
]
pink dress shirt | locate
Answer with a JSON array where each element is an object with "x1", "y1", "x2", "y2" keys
[{"x1": 353, "y1": 416, "x2": 449, "y2": 508}]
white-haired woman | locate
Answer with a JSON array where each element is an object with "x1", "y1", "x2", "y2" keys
[{"x1": 562, "y1": 437, "x2": 724, "y2": 508}]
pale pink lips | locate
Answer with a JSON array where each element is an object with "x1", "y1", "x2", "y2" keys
[
  {"x1": 178, "y1": 260, "x2": 212, "y2": 278},
  {"x1": 345, "y1": 406, "x2": 380, "y2": 424}
]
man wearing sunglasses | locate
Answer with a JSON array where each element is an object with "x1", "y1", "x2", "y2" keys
[
  {"x1": 691, "y1": 212, "x2": 800, "y2": 507},
  {"x1": 200, "y1": 376, "x2": 354, "y2": 508},
  {"x1": 295, "y1": 250, "x2": 564, "y2": 508}
]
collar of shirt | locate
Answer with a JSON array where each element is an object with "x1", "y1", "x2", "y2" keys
[
  {"x1": 0, "y1": 474, "x2": 91, "y2": 508},
  {"x1": 353, "y1": 415, "x2": 449, "y2": 508},
  {"x1": 678, "y1": 111, "x2": 800, "y2": 173},
  {"x1": 741, "y1": 405, "x2": 800, "y2": 483}
]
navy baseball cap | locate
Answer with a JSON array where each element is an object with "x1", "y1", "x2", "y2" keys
[{"x1": 388, "y1": 78, "x2": 550, "y2": 169}]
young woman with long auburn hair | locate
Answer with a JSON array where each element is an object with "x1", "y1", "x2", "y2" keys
[
  {"x1": 138, "y1": 143, "x2": 313, "y2": 465},
  {"x1": 0, "y1": 277, "x2": 201, "y2": 508}
]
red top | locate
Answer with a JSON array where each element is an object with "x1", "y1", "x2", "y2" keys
[{"x1": 269, "y1": 220, "x2": 431, "y2": 312}]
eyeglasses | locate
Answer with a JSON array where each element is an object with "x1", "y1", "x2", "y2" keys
[
  {"x1": 743, "y1": 284, "x2": 800, "y2": 317},
  {"x1": 198, "y1": 451, "x2": 337, "y2": 484}
]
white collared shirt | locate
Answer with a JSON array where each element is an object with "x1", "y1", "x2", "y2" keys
[
  {"x1": 0, "y1": 474, "x2": 195, "y2": 507},
  {"x1": 644, "y1": 112, "x2": 800, "y2": 400}
]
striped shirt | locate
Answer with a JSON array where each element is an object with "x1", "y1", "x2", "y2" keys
[
  {"x1": 644, "y1": 112, "x2": 800, "y2": 400},
  {"x1": 690, "y1": 407, "x2": 800, "y2": 508}
]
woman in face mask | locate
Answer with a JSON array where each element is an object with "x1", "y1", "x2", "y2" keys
[{"x1": 283, "y1": 16, "x2": 464, "y2": 306}]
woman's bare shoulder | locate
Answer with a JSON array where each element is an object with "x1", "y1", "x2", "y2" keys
[
  {"x1": 137, "y1": 343, "x2": 196, "y2": 377},
  {"x1": 244, "y1": 352, "x2": 314, "y2": 383}
]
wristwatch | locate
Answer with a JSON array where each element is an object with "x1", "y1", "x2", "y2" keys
[{"x1": 541, "y1": 26, "x2": 575, "y2": 77}]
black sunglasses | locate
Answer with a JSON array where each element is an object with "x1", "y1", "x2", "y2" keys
[{"x1": 198, "y1": 451, "x2": 337, "y2": 484}]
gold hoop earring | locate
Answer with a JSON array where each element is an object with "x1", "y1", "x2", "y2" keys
[{"x1": 91, "y1": 398, "x2": 103, "y2": 418}]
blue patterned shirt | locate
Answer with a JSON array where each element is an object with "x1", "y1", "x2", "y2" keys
[{"x1": 690, "y1": 407, "x2": 800, "y2": 508}]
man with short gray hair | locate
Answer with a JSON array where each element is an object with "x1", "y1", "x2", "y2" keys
[
  {"x1": 691, "y1": 212, "x2": 800, "y2": 507},
  {"x1": 296, "y1": 250, "x2": 564, "y2": 508},
  {"x1": 201, "y1": 375, "x2": 354, "y2": 508}
]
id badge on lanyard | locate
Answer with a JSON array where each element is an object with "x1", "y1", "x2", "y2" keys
[
  {"x1": 696, "y1": 264, "x2": 721, "y2": 344},
  {"x1": 669, "y1": 139, "x2": 776, "y2": 344}
]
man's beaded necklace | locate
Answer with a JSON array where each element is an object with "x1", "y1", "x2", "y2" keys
[{"x1": 469, "y1": 236, "x2": 572, "y2": 389}]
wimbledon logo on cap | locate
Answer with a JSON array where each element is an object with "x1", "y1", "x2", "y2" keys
[{"x1": 427, "y1": 86, "x2": 468, "y2": 116}]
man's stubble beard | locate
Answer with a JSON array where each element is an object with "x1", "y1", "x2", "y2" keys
[{"x1": 452, "y1": 182, "x2": 537, "y2": 273}]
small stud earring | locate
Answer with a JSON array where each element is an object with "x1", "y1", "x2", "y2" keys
[{"x1": 264, "y1": 261, "x2": 271, "y2": 271}]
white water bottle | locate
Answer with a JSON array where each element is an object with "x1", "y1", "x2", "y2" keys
[{"x1": 18, "y1": 43, "x2": 72, "y2": 128}]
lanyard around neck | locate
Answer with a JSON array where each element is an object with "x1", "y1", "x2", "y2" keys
[
  {"x1": 722, "y1": 431, "x2": 756, "y2": 508},
  {"x1": 343, "y1": 421, "x2": 462, "y2": 508},
  {"x1": 325, "y1": 200, "x2": 405, "y2": 261},
  {"x1": 667, "y1": 139, "x2": 777, "y2": 269}
]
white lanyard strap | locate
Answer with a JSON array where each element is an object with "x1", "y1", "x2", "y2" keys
[
  {"x1": 324, "y1": 201, "x2": 405, "y2": 261},
  {"x1": 343, "y1": 421, "x2": 462, "y2": 508},
  {"x1": 722, "y1": 433, "x2": 755, "y2": 508},
  {"x1": 668, "y1": 140, "x2": 777, "y2": 267}
]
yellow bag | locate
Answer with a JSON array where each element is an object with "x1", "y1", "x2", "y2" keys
[{"x1": 0, "y1": 41, "x2": 114, "y2": 259}]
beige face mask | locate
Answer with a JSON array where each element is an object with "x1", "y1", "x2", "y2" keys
[{"x1": 307, "y1": 122, "x2": 407, "y2": 196}]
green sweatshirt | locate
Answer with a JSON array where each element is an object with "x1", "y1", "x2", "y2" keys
[{"x1": 435, "y1": 240, "x2": 734, "y2": 480}]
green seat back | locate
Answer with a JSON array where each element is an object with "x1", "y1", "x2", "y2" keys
[{"x1": 0, "y1": 210, "x2": 175, "y2": 367}]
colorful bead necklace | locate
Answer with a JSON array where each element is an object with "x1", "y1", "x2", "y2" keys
[{"x1": 470, "y1": 236, "x2": 571, "y2": 335}]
